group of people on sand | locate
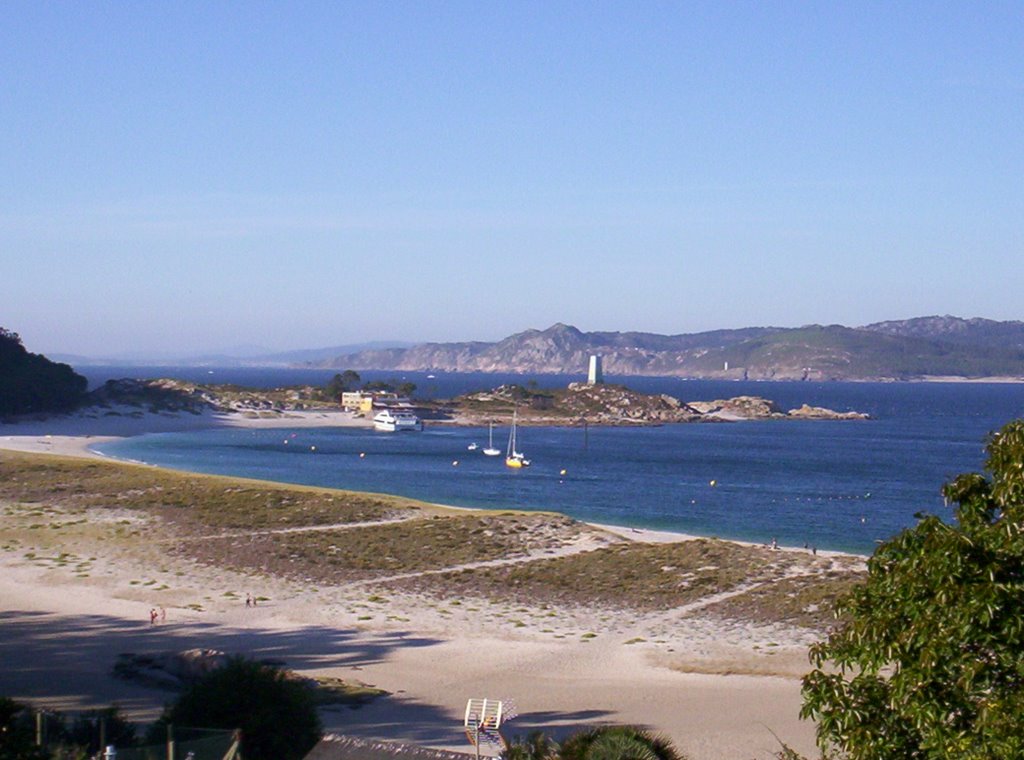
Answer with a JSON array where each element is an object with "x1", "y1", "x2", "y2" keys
[
  {"x1": 149, "y1": 596, "x2": 257, "y2": 622},
  {"x1": 766, "y1": 538, "x2": 818, "y2": 555}
]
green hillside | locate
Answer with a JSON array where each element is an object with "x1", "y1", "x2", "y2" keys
[
  {"x1": 0, "y1": 328, "x2": 88, "y2": 416},
  {"x1": 690, "y1": 325, "x2": 1024, "y2": 379}
]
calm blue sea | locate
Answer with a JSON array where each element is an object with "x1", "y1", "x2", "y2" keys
[{"x1": 83, "y1": 367, "x2": 1024, "y2": 555}]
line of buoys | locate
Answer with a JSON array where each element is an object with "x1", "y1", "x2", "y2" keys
[{"x1": 771, "y1": 493, "x2": 876, "y2": 503}]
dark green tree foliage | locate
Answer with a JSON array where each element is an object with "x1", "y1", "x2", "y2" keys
[
  {"x1": 0, "y1": 700, "x2": 137, "y2": 759},
  {"x1": 0, "y1": 328, "x2": 87, "y2": 416},
  {"x1": 802, "y1": 420, "x2": 1024, "y2": 759},
  {"x1": 558, "y1": 726, "x2": 683, "y2": 760},
  {"x1": 155, "y1": 657, "x2": 321, "y2": 760},
  {"x1": 324, "y1": 374, "x2": 345, "y2": 401},
  {"x1": 324, "y1": 370, "x2": 361, "y2": 400},
  {"x1": 354, "y1": 378, "x2": 417, "y2": 397},
  {"x1": 503, "y1": 726, "x2": 685, "y2": 760},
  {"x1": 67, "y1": 707, "x2": 137, "y2": 756},
  {"x1": 503, "y1": 731, "x2": 559, "y2": 760},
  {"x1": 0, "y1": 698, "x2": 48, "y2": 760}
]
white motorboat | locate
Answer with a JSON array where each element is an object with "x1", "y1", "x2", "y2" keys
[{"x1": 373, "y1": 410, "x2": 423, "y2": 432}]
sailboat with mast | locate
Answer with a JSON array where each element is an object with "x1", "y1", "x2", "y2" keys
[
  {"x1": 482, "y1": 421, "x2": 502, "y2": 457},
  {"x1": 505, "y1": 408, "x2": 530, "y2": 468}
]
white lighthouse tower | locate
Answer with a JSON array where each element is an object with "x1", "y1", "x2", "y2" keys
[{"x1": 587, "y1": 354, "x2": 604, "y2": 385}]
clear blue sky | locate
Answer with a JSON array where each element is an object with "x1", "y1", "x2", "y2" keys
[{"x1": 3, "y1": 1, "x2": 1022, "y2": 357}]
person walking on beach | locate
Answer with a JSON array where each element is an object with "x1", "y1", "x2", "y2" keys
[
  {"x1": 159, "y1": 606, "x2": 166, "y2": 623},
  {"x1": 245, "y1": 593, "x2": 253, "y2": 608},
  {"x1": 149, "y1": 608, "x2": 158, "y2": 625}
]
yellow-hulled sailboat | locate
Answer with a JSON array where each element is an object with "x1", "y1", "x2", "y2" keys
[{"x1": 505, "y1": 408, "x2": 530, "y2": 468}]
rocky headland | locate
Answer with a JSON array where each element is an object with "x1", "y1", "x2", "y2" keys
[
  {"x1": 687, "y1": 396, "x2": 870, "y2": 421},
  {"x1": 450, "y1": 383, "x2": 869, "y2": 425}
]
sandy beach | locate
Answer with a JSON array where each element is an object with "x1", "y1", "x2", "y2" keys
[
  {"x1": 0, "y1": 405, "x2": 371, "y2": 457},
  {"x1": 0, "y1": 409, "x2": 851, "y2": 759}
]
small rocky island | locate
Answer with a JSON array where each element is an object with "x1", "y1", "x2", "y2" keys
[
  {"x1": 450, "y1": 382, "x2": 869, "y2": 425},
  {"x1": 73, "y1": 377, "x2": 868, "y2": 427}
]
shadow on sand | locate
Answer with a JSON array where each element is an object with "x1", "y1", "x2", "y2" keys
[
  {"x1": 0, "y1": 609, "x2": 626, "y2": 753},
  {"x1": 0, "y1": 610, "x2": 432, "y2": 723}
]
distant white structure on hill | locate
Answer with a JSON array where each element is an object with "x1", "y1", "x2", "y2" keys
[{"x1": 587, "y1": 354, "x2": 604, "y2": 385}]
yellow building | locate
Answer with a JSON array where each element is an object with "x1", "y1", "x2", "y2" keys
[{"x1": 341, "y1": 391, "x2": 371, "y2": 412}]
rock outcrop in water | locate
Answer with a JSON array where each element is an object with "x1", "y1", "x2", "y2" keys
[
  {"x1": 688, "y1": 396, "x2": 784, "y2": 419},
  {"x1": 785, "y1": 403, "x2": 871, "y2": 420},
  {"x1": 558, "y1": 382, "x2": 702, "y2": 423},
  {"x1": 687, "y1": 396, "x2": 869, "y2": 421}
]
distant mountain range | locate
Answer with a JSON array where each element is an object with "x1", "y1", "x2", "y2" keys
[
  {"x1": 310, "y1": 316, "x2": 1024, "y2": 381},
  {"x1": 52, "y1": 341, "x2": 415, "y2": 367}
]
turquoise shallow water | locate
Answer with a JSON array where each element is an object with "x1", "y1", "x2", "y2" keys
[{"x1": 91, "y1": 374, "x2": 1024, "y2": 555}]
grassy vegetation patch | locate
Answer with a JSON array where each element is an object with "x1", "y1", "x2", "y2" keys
[
  {"x1": 0, "y1": 450, "x2": 420, "y2": 532},
  {"x1": 383, "y1": 539, "x2": 863, "y2": 626},
  {"x1": 308, "y1": 675, "x2": 388, "y2": 707},
  {"x1": 176, "y1": 513, "x2": 583, "y2": 582},
  {"x1": 382, "y1": 539, "x2": 747, "y2": 608},
  {"x1": 701, "y1": 571, "x2": 863, "y2": 629}
]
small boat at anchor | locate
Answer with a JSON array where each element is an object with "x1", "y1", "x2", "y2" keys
[
  {"x1": 482, "y1": 422, "x2": 502, "y2": 457},
  {"x1": 505, "y1": 409, "x2": 530, "y2": 468}
]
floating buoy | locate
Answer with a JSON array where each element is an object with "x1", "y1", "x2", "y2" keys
[
  {"x1": 283, "y1": 440, "x2": 289, "y2": 444},
  {"x1": 359, "y1": 452, "x2": 366, "y2": 458},
  {"x1": 709, "y1": 479, "x2": 717, "y2": 487},
  {"x1": 452, "y1": 460, "x2": 459, "y2": 466},
  {"x1": 560, "y1": 469, "x2": 567, "y2": 476},
  {"x1": 310, "y1": 446, "x2": 316, "y2": 451}
]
